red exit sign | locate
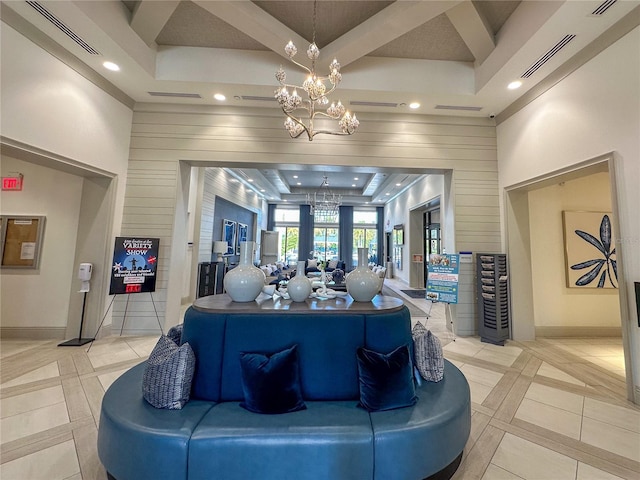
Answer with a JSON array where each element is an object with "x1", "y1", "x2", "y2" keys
[{"x1": 2, "y1": 175, "x2": 23, "y2": 191}]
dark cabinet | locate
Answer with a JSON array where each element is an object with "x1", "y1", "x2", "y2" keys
[
  {"x1": 476, "y1": 254, "x2": 509, "y2": 345},
  {"x1": 197, "y1": 262, "x2": 225, "y2": 298}
]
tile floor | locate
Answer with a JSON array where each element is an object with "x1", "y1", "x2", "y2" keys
[{"x1": 1, "y1": 282, "x2": 638, "y2": 480}]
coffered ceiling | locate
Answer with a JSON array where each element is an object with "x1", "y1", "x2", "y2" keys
[{"x1": 3, "y1": 0, "x2": 638, "y2": 205}]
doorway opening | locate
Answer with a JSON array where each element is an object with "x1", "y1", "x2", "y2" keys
[{"x1": 505, "y1": 153, "x2": 632, "y2": 399}]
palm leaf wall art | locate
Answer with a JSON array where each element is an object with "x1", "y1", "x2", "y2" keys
[{"x1": 562, "y1": 211, "x2": 617, "y2": 289}]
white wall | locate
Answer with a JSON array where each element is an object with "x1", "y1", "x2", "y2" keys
[
  {"x1": 126, "y1": 103, "x2": 498, "y2": 334},
  {"x1": 497, "y1": 27, "x2": 639, "y2": 399},
  {"x1": 385, "y1": 175, "x2": 444, "y2": 284},
  {"x1": 1, "y1": 25, "x2": 133, "y2": 337},
  {"x1": 0, "y1": 156, "x2": 83, "y2": 333},
  {"x1": 529, "y1": 172, "x2": 620, "y2": 331}
]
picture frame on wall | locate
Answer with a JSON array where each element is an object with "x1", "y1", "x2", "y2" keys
[
  {"x1": 236, "y1": 222, "x2": 248, "y2": 255},
  {"x1": 562, "y1": 211, "x2": 617, "y2": 289},
  {"x1": 0, "y1": 216, "x2": 46, "y2": 269},
  {"x1": 223, "y1": 219, "x2": 236, "y2": 255}
]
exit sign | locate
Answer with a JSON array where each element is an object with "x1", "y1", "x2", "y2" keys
[{"x1": 2, "y1": 175, "x2": 23, "y2": 191}]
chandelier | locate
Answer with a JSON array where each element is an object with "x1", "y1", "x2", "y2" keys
[
  {"x1": 274, "y1": 0, "x2": 359, "y2": 141},
  {"x1": 307, "y1": 175, "x2": 342, "y2": 220}
]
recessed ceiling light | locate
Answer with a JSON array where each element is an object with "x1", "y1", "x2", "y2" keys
[
  {"x1": 248, "y1": 178, "x2": 254, "y2": 182},
  {"x1": 214, "y1": 93, "x2": 226, "y2": 101},
  {"x1": 284, "y1": 199, "x2": 288, "y2": 202},
  {"x1": 260, "y1": 189, "x2": 266, "y2": 192},
  {"x1": 351, "y1": 184, "x2": 356, "y2": 187},
  {"x1": 293, "y1": 175, "x2": 298, "y2": 179},
  {"x1": 396, "y1": 183, "x2": 401, "y2": 186},
  {"x1": 354, "y1": 177, "x2": 358, "y2": 180},
  {"x1": 103, "y1": 61, "x2": 120, "y2": 71},
  {"x1": 409, "y1": 102, "x2": 420, "y2": 109},
  {"x1": 385, "y1": 192, "x2": 390, "y2": 196},
  {"x1": 365, "y1": 201, "x2": 369, "y2": 204},
  {"x1": 230, "y1": 179, "x2": 238, "y2": 183},
  {"x1": 508, "y1": 80, "x2": 522, "y2": 90},
  {"x1": 297, "y1": 182, "x2": 301, "y2": 185}
]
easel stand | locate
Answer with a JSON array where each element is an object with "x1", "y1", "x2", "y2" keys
[
  {"x1": 59, "y1": 291, "x2": 95, "y2": 347},
  {"x1": 445, "y1": 302, "x2": 456, "y2": 342},
  {"x1": 87, "y1": 292, "x2": 163, "y2": 353}
]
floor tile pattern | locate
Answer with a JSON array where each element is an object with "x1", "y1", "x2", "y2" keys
[{"x1": 1, "y1": 281, "x2": 637, "y2": 480}]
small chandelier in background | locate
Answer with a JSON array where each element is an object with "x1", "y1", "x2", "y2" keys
[
  {"x1": 307, "y1": 175, "x2": 342, "y2": 220},
  {"x1": 274, "y1": 0, "x2": 359, "y2": 141}
]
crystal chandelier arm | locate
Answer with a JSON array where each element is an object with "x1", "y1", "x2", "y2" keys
[
  {"x1": 286, "y1": 58, "x2": 312, "y2": 76},
  {"x1": 307, "y1": 129, "x2": 356, "y2": 137},
  {"x1": 281, "y1": 109, "x2": 312, "y2": 140}
]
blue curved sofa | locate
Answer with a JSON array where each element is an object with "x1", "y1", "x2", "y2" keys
[{"x1": 98, "y1": 296, "x2": 471, "y2": 480}]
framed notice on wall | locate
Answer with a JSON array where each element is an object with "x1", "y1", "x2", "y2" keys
[
  {"x1": 109, "y1": 237, "x2": 159, "y2": 294},
  {"x1": 0, "y1": 216, "x2": 46, "y2": 269}
]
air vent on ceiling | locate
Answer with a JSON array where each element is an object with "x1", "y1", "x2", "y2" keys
[
  {"x1": 148, "y1": 92, "x2": 202, "y2": 98},
  {"x1": 26, "y1": 1, "x2": 100, "y2": 55},
  {"x1": 350, "y1": 101, "x2": 398, "y2": 108},
  {"x1": 435, "y1": 105, "x2": 483, "y2": 112},
  {"x1": 521, "y1": 34, "x2": 576, "y2": 79},
  {"x1": 592, "y1": 0, "x2": 617, "y2": 15},
  {"x1": 239, "y1": 96, "x2": 277, "y2": 102}
]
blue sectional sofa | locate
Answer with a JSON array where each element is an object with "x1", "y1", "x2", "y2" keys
[{"x1": 98, "y1": 296, "x2": 471, "y2": 480}]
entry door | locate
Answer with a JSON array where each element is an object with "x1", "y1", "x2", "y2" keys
[{"x1": 423, "y1": 210, "x2": 441, "y2": 286}]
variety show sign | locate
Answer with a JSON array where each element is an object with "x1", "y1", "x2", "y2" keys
[
  {"x1": 426, "y1": 253, "x2": 459, "y2": 304},
  {"x1": 109, "y1": 237, "x2": 159, "y2": 294}
]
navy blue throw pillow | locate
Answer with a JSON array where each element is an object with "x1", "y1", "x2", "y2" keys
[
  {"x1": 356, "y1": 344, "x2": 418, "y2": 412},
  {"x1": 239, "y1": 344, "x2": 306, "y2": 414}
]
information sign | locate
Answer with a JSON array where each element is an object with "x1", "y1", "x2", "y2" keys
[
  {"x1": 426, "y1": 253, "x2": 459, "y2": 304},
  {"x1": 109, "y1": 237, "x2": 159, "y2": 294}
]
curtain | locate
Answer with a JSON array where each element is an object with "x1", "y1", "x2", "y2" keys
[
  {"x1": 267, "y1": 204, "x2": 276, "y2": 231},
  {"x1": 377, "y1": 207, "x2": 385, "y2": 266},
  {"x1": 339, "y1": 205, "x2": 354, "y2": 271},
  {"x1": 298, "y1": 204, "x2": 313, "y2": 262}
]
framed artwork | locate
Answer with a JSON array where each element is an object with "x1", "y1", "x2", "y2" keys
[
  {"x1": 0, "y1": 216, "x2": 46, "y2": 269},
  {"x1": 562, "y1": 211, "x2": 617, "y2": 289},
  {"x1": 393, "y1": 224, "x2": 404, "y2": 245},
  {"x1": 223, "y1": 219, "x2": 236, "y2": 255},
  {"x1": 236, "y1": 222, "x2": 248, "y2": 255}
]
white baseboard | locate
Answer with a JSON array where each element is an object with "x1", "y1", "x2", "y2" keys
[
  {"x1": 535, "y1": 326, "x2": 622, "y2": 337},
  {"x1": 1, "y1": 326, "x2": 66, "y2": 339}
]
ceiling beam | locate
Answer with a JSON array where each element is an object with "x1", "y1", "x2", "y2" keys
[
  {"x1": 130, "y1": 0, "x2": 180, "y2": 48},
  {"x1": 193, "y1": 0, "x2": 308, "y2": 61},
  {"x1": 445, "y1": 1, "x2": 494, "y2": 65},
  {"x1": 321, "y1": 0, "x2": 464, "y2": 68}
]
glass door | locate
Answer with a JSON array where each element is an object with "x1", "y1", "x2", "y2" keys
[{"x1": 424, "y1": 210, "x2": 441, "y2": 286}]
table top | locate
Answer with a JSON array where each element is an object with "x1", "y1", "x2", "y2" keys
[{"x1": 192, "y1": 293, "x2": 404, "y2": 314}]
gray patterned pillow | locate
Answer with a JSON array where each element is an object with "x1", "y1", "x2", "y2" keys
[
  {"x1": 411, "y1": 321, "x2": 444, "y2": 382},
  {"x1": 142, "y1": 335, "x2": 196, "y2": 409},
  {"x1": 167, "y1": 324, "x2": 183, "y2": 345}
]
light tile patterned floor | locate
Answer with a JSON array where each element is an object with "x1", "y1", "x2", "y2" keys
[{"x1": 1, "y1": 283, "x2": 638, "y2": 480}]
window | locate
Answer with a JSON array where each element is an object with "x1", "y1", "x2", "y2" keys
[
  {"x1": 276, "y1": 226, "x2": 299, "y2": 264},
  {"x1": 353, "y1": 209, "x2": 378, "y2": 264},
  {"x1": 274, "y1": 208, "x2": 300, "y2": 264},
  {"x1": 313, "y1": 210, "x2": 339, "y2": 224},
  {"x1": 313, "y1": 227, "x2": 339, "y2": 263}
]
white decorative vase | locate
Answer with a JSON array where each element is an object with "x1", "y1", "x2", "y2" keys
[
  {"x1": 287, "y1": 261, "x2": 312, "y2": 302},
  {"x1": 223, "y1": 241, "x2": 265, "y2": 302},
  {"x1": 346, "y1": 248, "x2": 379, "y2": 302}
]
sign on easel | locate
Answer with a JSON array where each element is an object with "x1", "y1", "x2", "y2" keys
[
  {"x1": 109, "y1": 237, "x2": 159, "y2": 294},
  {"x1": 426, "y1": 253, "x2": 459, "y2": 304}
]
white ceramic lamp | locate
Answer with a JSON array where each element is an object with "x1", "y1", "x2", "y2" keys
[{"x1": 213, "y1": 241, "x2": 227, "y2": 262}]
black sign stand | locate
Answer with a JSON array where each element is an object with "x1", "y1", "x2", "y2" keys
[{"x1": 58, "y1": 291, "x2": 94, "y2": 347}]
